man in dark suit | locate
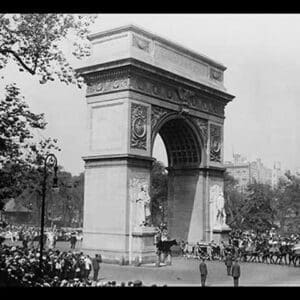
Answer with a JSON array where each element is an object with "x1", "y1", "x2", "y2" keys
[
  {"x1": 92, "y1": 254, "x2": 102, "y2": 281},
  {"x1": 70, "y1": 232, "x2": 77, "y2": 249},
  {"x1": 224, "y1": 253, "x2": 233, "y2": 275},
  {"x1": 199, "y1": 257, "x2": 208, "y2": 287},
  {"x1": 231, "y1": 258, "x2": 241, "y2": 287}
]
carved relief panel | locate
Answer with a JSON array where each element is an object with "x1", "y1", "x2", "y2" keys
[
  {"x1": 132, "y1": 34, "x2": 151, "y2": 53},
  {"x1": 209, "y1": 123, "x2": 222, "y2": 163},
  {"x1": 151, "y1": 105, "x2": 172, "y2": 141},
  {"x1": 130, "y1": 103, "x2": 148, "y2": 151},
  {"x1": 193, "y1": 117, "x2": 208, "y2": 150},
  {"x1": 210, "y1": 68, "x2": 224, "y2": 83}
]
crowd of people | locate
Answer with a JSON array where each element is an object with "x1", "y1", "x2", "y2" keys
[
  {"x1": 0, "y1": 224, "x2": 83, "y2": 249},
  {"x1": 0, "y1": 223, "x2": 168, "y2": 287},
  {"x1": 0, "y1": 242, "x2": 166, "y2": 287}
]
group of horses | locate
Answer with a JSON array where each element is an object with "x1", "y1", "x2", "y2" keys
[
  {"x1": 181, "y1": 241, "x2": 300, "y2": 267},
  {"x1": 237, "y1": 242, "x2": 300, "y2": 266}
]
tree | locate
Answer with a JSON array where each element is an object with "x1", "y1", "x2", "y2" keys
[
  {"x1": 0, "y1": 84, "x2": 46, "y2": 165},
  {"x1": 3, "y1": 138, "x2": 61, "y2": 223},
  {"x1": 242, "y1": 182, "x2": 275, "y2": 233},
  {"x1": 274, "y1": 172, "x2": 300, "y2": 234},
  {"x1": 71, "y1": 172, "x2": 84, "y2": 227},
  {"x1": 0, "y1": 13, "x2": 97, "y2": 186},
  {"x1": 150, "y1": 160, "x2": 168, "y2": 226},
  {"x1": 17, "y1": 169, "x2": 84, "y2": 227},
  {"x1": 0, "y1": 14, "x2": 97, "y2": 211},
  {"x1": 0, "y1": 84, "x2": 60, "y2": 208},
  {"x1": 0, "y1": 14, "x2": 97, "y2": 87},
  {"x1": 223, "y1": 171, "x2": 245, "y2": 229}
]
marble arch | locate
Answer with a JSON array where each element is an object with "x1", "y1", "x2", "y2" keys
[{"x1": 76, "y1": 25, "x2": 235, "y2": 264}]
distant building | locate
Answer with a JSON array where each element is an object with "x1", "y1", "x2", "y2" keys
[
  {"x1": 250, "y1": 158, "x2": 272, "y2": 186},
  {"x1": 271, "y1": 161, "x2": 283, "y2": 188},
  {"x1": 225, "y1": 154, "x2": 274, "y2": 191},
  {"x1": 225, "y1": 158, "x2": 251, "y2": 193}
]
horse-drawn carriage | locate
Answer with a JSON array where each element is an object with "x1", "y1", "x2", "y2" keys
[{"x1": 182, "y1": 242, "x2": 220, "y2": 260}]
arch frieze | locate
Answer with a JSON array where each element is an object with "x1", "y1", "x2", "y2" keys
[{"x1": 83, "y1": 66, "x2": 227, "y2": 118}]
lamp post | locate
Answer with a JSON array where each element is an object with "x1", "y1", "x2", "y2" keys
[{"x1": 39, "y1": 153, "x2": 58, "y2": 270}]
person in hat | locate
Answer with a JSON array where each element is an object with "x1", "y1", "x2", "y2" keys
[
  {"x1": 84, "y1": 255, "x2": 92, "y2": 279},
  {"x1": 224, "y1": 252, "x2": 233, "y2": 276},
  {"x1": 92, "y1": 254, "x2": 102, "y2": 281},
  {"x1": 70, "y1": 232, "x2": 77, "y2": 249},
  {"x1": 231, "y1": 258, "x2": 241, "y2": 287},
  {"x1": 199, "y1": 257, "x2": 208, "y2": 287}
]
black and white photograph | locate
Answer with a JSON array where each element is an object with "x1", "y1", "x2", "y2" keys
[{"x1": 0, "y1": 13, "x2": 300, "y2": 287}]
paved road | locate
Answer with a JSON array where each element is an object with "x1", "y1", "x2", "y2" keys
[
  {"x1": 3, "y1": 240, "x2": 300, "y2": 286},
  {"x1": 96, "y1": 257, "x2": 300, "y2": 286}
]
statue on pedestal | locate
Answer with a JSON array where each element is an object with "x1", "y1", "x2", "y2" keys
[
  {"x1": 210, "y1": 184, "x2": 227, "y2": 230},
  {"x1": 129, "y1": 178, "x2": 152, "y2": 230},
  {"x1": 136, "y1": 184, "x2": 151, "y2": 227}
]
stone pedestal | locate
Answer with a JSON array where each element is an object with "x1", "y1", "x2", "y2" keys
[
  {"x1": 130, "y1": 227, "x2": 157, "y2": 265},
  {"x1": 212, "y1": 226, "x2": 231, "y2": 244}
]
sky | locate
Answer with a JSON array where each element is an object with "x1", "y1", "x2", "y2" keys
[{"x1": 2, "y1": 13, "x2": 300, "y2": 175}]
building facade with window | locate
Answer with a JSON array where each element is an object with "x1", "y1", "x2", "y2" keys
[{"x1": 225, "y1": 154, "x2": 273, "y2": 192}]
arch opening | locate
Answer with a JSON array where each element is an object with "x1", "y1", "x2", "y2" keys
[
  {"x1": 156, "y1": 117, "x2": 202, "y2": 169},
  {"x1": 151, "y1": 117, "x2": 204, "y2": 242}
]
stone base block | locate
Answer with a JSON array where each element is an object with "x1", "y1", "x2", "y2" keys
[
  {"x1": 130, "y1": 227, "x2": 157, "y2": 265},
  {"x1": 212, "y1": 226, "x2": 231, "y2": 244},
  {"x1": 81, "y1": 228, "x2": 157, "y2": 265}
]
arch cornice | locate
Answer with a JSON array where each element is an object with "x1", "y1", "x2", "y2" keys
[{"x1": 80, "y1": 59, "x2": 234, "y2": 118}]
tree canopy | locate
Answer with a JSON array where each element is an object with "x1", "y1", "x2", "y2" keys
[{"x1": 0, "y1": 14, "x2": 96, "y2": 86}]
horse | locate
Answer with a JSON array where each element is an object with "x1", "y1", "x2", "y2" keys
[
  {"x1": 248, "y1": 244, "x2": 262, "y2": 263},
  {"x1": 261, "y1": 245, "x2": 271, "y2": 264},
  {"x1": 292, "y1": 252, "x2": 300, "y2": 267},
  {"x1": 156, "y1": 239, "x2": 178, "y2": 265},
  {"x1": 289, "y1": 245, "x2": 300, "y2": 267},
  {"x1": 274, "y1": 244, "x2": 289, "y2": 265},
  {"x1": 268, "y1": 244, "x2": 279, "y2": 264}
]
